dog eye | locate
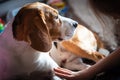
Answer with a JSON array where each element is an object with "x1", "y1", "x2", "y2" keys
[{"x1": 55, "y1": 16, "x2": 58, "y2": 19}]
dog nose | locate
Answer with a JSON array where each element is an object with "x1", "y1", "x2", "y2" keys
[{"x1": 73, "y1": 22, "x2": 78, "y2": 28}]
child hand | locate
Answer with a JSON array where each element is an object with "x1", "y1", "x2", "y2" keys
[{"x1": 54, "y1": 67, "x2": 94, "y2": 80}]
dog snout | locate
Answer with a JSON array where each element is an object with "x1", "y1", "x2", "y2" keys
[{"x1": 72, "y1": 22, "x2": 78, "y2": 28}]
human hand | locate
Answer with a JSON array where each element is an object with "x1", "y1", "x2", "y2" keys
[{"x1": 54, "y1": 67, "x2": 94, "y2": 80}]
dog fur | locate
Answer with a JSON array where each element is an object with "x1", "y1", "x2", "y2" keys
[
  {"x1": 0, "y1": 2, "x2": 78, "y2": 80},
  {"x1": 50, "y1": 24, "x2": 109, "y2": 70},
  {"x1": 50, "y1": 41, "x2": 91, "y2": 71},
  {"x1": 61, "y1": 24, "x2": 109, "y2": 62}
]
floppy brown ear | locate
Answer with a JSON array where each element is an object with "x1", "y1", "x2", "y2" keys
[
  {"x1": 29, "y1": 14, "x2": 52, "y2": 52},
  {"x1": 61, "y1": 40, "x2": 91, "y2": 59},
  {"x1": 61, "y1": 40, "x2": 105, "y2": 62},
  {"x1": 12, "y1": 8, "x2": 33, "y2": 43},
  {"x1": 12, "y1": 9, "x2": 52, "y2": 52}
]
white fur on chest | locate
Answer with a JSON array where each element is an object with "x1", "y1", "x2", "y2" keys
[{"x1": 0, "y1": 20, "x2": 59, "y2": 79}]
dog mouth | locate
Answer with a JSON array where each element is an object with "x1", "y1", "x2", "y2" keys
[
  {"x1": 58, "y1": 37, "x2": 64, "y2": 41},
  {"x1": 64, "y1": 29, "x2": 75, "y2": 39},
  {"x1": 57, "y1": 33, "x2": 73, "y2": 41}
]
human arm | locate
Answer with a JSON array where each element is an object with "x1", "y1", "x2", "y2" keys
[{"x1": 54, "y1": 47, "x2": 120, "y2": 80}]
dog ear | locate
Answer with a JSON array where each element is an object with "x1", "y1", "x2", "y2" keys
[
  {"x1": 12, "y1": 9, "x2": 52, "y2": 52},
  {"x1": 29, "y1": 12, "x2": 52, "y2": 52},
  {"x1": 30, "y1": 11, "x2": 52, "y2": 52},
  {"x1": 61, "y1": 40, "x2": 105, "y2": 62},
  {"x1": 12, "y1": 7, "x2": 33, "y2": 43},
  {"x1": 61, "y1": 40, "x2": 88, "y2": 57}
]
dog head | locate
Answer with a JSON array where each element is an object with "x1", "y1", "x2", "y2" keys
[{"x1": 12, "y1": 2, "x2": 78, "y2": 52}]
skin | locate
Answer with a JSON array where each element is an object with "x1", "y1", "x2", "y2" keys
[{"x1": 54, "y1": 47, "x2": 120, "y2": 80}]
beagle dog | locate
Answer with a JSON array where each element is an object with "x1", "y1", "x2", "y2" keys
[
  {"x1": 50, "y1": 24, "x2": 109, "y2": 70},
  {"x1": 61, "y1": 24, "x2": 109, "y2": 62},
  {"x1": 0, "y1": 2, "x2": 77, "y2": 80},
  {"x1": 50, "y1": 25, "x2": 109, "y2": 71}
]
